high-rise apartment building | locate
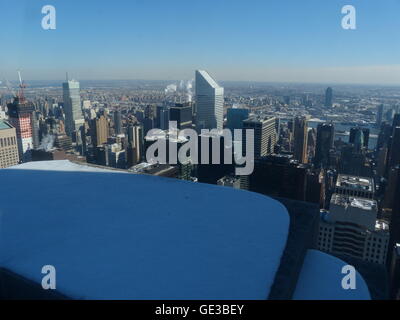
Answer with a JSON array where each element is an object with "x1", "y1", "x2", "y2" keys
[
  {"x1": 0, "y1": 120, "x2": 19, "y2": 168},
  {"x1": 63, "y1": 79, "x2": 84, "y2": 137},
  {"x1": 293, "y1": 116, "x2": 308, "y2": 163},
  {"x1": 195, "y1": 70, "x2": 224, "y2": 131},
  {"x1": 242, "y1": 116, "x2": 277, "y2": 159}
]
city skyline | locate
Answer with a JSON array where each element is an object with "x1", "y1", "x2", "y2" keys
[{"x1": 2, "y1": 0, "x2": 400, "y2": 84}]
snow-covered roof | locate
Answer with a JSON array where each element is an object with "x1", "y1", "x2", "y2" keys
[
  {"x1": 0, "y1": 160, "x2": 289, "y2": 299},
  {"x1": 293, "y1": 250, "x2": 371, "y2": 300}
]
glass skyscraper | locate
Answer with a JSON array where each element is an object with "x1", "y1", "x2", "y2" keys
[{"x1": 63, "y1": 79, "x2": 84, "y2": 137}]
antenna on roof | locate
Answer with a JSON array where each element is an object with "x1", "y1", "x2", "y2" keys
[{"x1": 66, "y1": 72, "x2": 69, "y2": 81}]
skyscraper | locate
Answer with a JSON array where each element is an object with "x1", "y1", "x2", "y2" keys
[
  {"x1": 126, "y1": 124, "x2": 143, "y2": 167},
  {"x1": 63, "y1": 79, "x2": 84, "y2": 137},
  {"x1": 195, "y1": 70, "x2": 224, "y2": 131},
  {"x1": 90, "y1": 115, "x2": 109, "y2": 147},
  {"x1": 376, "y1": 104, "x2": 385, "y2": 126},
  {"x1": 7, "y1": 97, "x2": 35, "y2": 162},
  {"x1": 325, "y1": 87, "x2": 333, "y2": 108},
  {"x1": 314, "y1": 123, "x2": 334, "y2": 168},
  {"x1": 349, "y1": 127, "x2": 369, "y2": 151},
  {"x1": 243, "y1": 116, "x2": 277, "y2": 159},
  {"x1": 114, "y1": 109, "x2": 122, "y2": 135},
  {"x1": 293, "y1": 116, "x2": 309, "y2": 163}
]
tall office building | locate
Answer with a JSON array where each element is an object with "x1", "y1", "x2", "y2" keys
[
  {"x1": 90, "y1": 115, "x2": 109, "y2": 147},
  {"x1": 0, "y1": 120, "x2": 19, "y2": 168},
  {"x1": 195, "y1": 70, "x2": 224, "y2": 131},
  {"x1": 7, "y1": 97, "x2": 35, "y2": 162},
  {"x1": 376, "y1": 104, "x2": 384, "y2": 126},
  {"x1": 63, "y1": 79, "x2": 84, "y2": 137},
  {"x1": 156, "y1": 105, "x2": 170, "y2": 130},
  {"x1": 114, "y1": 110, "x2": 122, "y2": 135},
  {"x1": 243, "y1": 116, "x2": 277, "y2": 159},
  {"x1": 325, "y1": 87, "x2": 333, "y2": 108},
  {"x1": 169, "y1": 103, "x2": 192, "y2": 130},
  {"x1": 314, "y1": 123, "x2": 334, "y2": 168},
  {"x1": 293, "y1": 116, "x2": 309, "y2": 163}
]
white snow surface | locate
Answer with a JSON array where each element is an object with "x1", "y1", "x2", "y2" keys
[
  {"x1": 0, "y1": 160, "x2": 290, "y2": 299},
  {"x1": 293, "y1": 250, "x2": 371, "y2": 300}
]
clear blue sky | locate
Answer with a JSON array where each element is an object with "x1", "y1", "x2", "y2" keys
[{"x1": 1, "y1": 0, "x2": 400, "y2": 84}]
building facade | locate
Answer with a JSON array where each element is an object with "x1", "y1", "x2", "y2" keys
[
  {"x1": 63, "y1": 80, "x2": 84, "y2": 137},
  {"x1": 0, "y1": 121, "x2": 20, "y2": 168},
  {"x1": 195, "y1": 70, "x2": 224, "y2": 131}
]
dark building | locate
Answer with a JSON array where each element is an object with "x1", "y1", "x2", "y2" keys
[
  {"x1": 388, "y1": 127, "x2": 400, "y2": 170},
  {"x1": 114, "y1": 110, "x2": 122, "y2": 135},
  {"x1": 169, "y1": 103, "x2": 192, "y2": 130},
  {"x1": 325, "y1": 87, "x2": 333, "y2": 108},
  {"x1": 349, "y1": 127, "x2": 369, "y2": 151},
  {"x1": 196, "y1": 132, "x2": 234, "y2": 185},
  {"x1": 248, "y1": 155, "x2": 321, "y2": 203},
  {"x1": 314, "y1": 123, "x2": 334, "y2": 168},
  {"x1": 389, "y1": 244, "x2": 400, "y2": 299},
  {"x1": 226, "y1": 108, "x2": 249, "y2": 132}
]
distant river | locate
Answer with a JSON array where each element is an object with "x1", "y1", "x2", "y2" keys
[{"x1": 308, "y1": 121, "x2": 378, "y2": 150}]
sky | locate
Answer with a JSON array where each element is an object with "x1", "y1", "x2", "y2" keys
[{"x1": 1, "y1": 0, "x2": 400, "y2": 84}]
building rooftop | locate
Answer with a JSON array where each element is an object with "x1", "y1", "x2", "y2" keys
[
  {"x1": 0, "y1": 120, "x2": 13, "y2": 130},
  {"x1": 196, "y1": 70, "x2": 221, "y2": 89},
  {"x1": 331, "y1": 193, "x2": 377, "y2": 211},
  {"x1": 336, "y1": 174, "x2": 373, "y2": 192}
]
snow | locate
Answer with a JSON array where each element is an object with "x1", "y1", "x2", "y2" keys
[
  {"x1": 293, "y1": 250, "x2": 371, "y2": 300},
  {"x1": 0, "y1": 160, "x2": 289, "y2": 300},
  {"x1": 9, "y1": 160, "x2": 116, "y2": 173}
]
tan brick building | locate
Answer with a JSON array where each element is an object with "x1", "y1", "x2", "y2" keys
[{"x1": 0, "y1": 120, "x2": 19, "y2": 168}]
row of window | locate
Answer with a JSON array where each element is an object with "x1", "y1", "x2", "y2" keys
[{"x1": 0, "y1": 136, "x2": 17, "y2": 148}]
